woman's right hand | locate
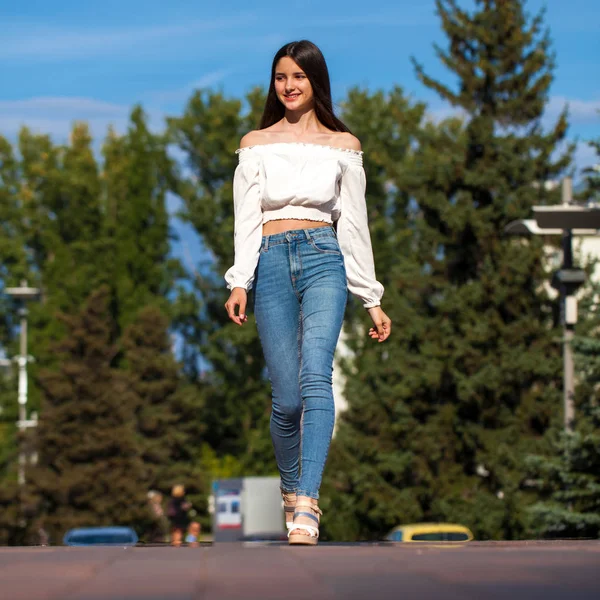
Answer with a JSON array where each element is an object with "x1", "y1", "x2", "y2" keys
[
  {"x1": 225, "y1": 287, "x2": 249, "y2": 326},
  {"x1": 366, "y1": 306, "x2": 392, "y2": 343}
]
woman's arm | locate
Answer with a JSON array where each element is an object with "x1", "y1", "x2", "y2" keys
[
  {"x1": 224, "y1": 139, "x2": 263, "y2": 325},
  {"x1": 335, "y1": 142, "x2": 391, "y2": 341}
]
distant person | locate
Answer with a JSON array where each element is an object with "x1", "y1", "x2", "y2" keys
[
  {"x1": 33, "y1": 518, "x2": 49, "y2": 546},
  {"x1": 224, "y1": 40, "x2": 391, "y2": 546},
  {"x1": 147, "y1": 490, "x2": 169, "y2": 544},
  {"x1": 185, "y1": 521, "x2": 201, "y2": 547},
  {"x1": 166, "y1": 484, "x2": 192, "y2": 546}
]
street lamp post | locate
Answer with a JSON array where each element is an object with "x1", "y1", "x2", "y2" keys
[
  {"x1": 4, "y1": 281, "x2": 40, "y2": 485},
  {"x1": 505, "y1": 178, "x2": 600, "y2": 432}
]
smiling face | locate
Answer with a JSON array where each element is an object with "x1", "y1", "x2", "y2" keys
[{"x1": 274, "y1": 56, "x2": 314, "y2": 111}]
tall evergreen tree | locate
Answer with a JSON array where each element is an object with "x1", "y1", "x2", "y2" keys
[
  {"x1": 122, "y1": 305, "x2": 207, "y2": 522},
  {"x1": 322, "y1": 97, "x2": 461, "y2": 541},
  {"x1": 26, "y1": 287, "x2": 150, "y2": 543},
  {"x1": 324, "y1": 0, "x2": 571, "y2": 541},
  {"x1": 168, "y1": 88, "x2": 276, "y2": 473}
]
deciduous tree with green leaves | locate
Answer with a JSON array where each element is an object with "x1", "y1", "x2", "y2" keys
[
  {"x1": 168, "y1": 89, "x2": 277, "y2": 474},
  {"x1": 103, "y1": 107, "x2": 182, "y2": 335}
]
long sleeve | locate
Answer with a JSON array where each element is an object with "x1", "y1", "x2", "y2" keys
[
  {"x1": 336, "y1": 157, "x2": 384, "y2": 308},
  {"x1": 224, "y1": 152, "x2": 263, "y2": 291}
]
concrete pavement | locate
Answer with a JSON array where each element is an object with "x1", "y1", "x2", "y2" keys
[{"x1": 0, "y1": 540, "x2": 598, "y2": 600}]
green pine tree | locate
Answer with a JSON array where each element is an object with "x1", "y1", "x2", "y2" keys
[
  {"x1": 26, "y1": 287, "x2": 150, "y2": 544},
  {"x1": 320, "y1": 88, "x2": 431, "y2": 541},
  {"x1": 122, "y1": 305, "x2": 208, "y2": 531},
  {"x1": 324, "y1": 0, "x2": 572, "y2": 541}
]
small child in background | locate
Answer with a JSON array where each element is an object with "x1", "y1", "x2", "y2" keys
[{"x1": 185, "y1": 522, "x2": 201, "y2": 547}]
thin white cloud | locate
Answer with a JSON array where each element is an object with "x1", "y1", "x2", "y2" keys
[
  {"x1": 0, "y1": 97, "x2": 126, "y2": 116},
  {"x1": 546, "y1": 96, "x2": 600, "y2": 125},
  {"x1": 0, "y1": 96, "x2": 161, "y2": 142},
  {"x1": 0, "y1": 15, "x2": 258, "y2": 61},
  {"x1": 148, "y1": 70, "x2": 234, "y2": 106},
  {"x1": 422, "y1": 96, "x2": 600, "y2": 129}
]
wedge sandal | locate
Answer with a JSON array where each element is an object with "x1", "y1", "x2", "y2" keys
[
  {"x1": 288, "y1": 500, "x2": 322, "y2": 546},
  {"x1": 281, "y1": 490, "x2": 297, "y2": 532}
]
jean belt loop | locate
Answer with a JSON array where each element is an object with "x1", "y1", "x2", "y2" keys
[
  {"x1": 264, "y1": 235, "x2": 269, "y2": 252},
  {"x1": 303, "y1": 228, "x2": 312, "y2": 241}
]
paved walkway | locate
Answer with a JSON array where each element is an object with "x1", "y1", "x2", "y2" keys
[{"x1": 0, "y1": 540, "x2": 598, "y2": 600}]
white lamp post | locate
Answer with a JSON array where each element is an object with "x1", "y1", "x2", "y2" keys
[
  {"x1": 4, "y1": 281, "x2": 40, "y2": 485},
  {"x1": 505, "y1": 178, "x2": 600, "y2": 432}
]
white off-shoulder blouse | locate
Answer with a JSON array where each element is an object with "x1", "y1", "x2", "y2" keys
[{"x1": 224, "y1": 142, "x2": 384, "y2": 308}]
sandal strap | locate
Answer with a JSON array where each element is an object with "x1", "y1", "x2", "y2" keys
[
  {"x1": 288, "y1": 524, "x2": 319, "y2": 538},
  {"x1": 294, "y1": 503, "x2": 322, "y2": 517},
  {"x1": 293, "y1": 511, "x2": 320, "y2": 525}
]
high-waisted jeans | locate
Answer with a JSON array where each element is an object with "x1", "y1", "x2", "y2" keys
[{"x1": 254, "y1": 226, "x2": 347, "y2": 499}]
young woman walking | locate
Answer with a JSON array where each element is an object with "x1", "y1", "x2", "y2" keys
[{"x1": 224, "y1": 40, "x2": 391, "y2": 545}]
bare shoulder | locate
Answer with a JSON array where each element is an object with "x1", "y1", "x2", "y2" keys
[
  {"x1": 331, "y1": 132, "x2": 362, "y2": 152},
  {"x1": 239, "y1": 130, "x2": 267, "y2": 149}
]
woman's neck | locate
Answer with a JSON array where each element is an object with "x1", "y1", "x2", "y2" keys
[{"x1": 281, "y1": 108, "x2": 325, "y2": 135}]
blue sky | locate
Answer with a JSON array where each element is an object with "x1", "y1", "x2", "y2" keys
[
  {"x1": 1, "y1": 0, "x2": 599, "y2": 267},
  {"x1": 2, "y1": 0, "x2": 598, "y2": 142}
]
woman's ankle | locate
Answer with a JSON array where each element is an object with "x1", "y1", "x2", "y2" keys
[{"x1": 296, "y1": 495, "x2": 318, "y2": 506}]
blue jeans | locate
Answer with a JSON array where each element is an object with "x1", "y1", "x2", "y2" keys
[{"x1": 254, "y1": 226, "x2": 347, "y2": 500}]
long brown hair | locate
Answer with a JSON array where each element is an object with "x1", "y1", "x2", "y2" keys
[{"x1": 258, "y1": 40, "x2": 351, "y2": 133}]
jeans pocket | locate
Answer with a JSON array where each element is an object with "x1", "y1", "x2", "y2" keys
[{"x1": 309, "y1": 237, "x2": 341, "y2": 255}]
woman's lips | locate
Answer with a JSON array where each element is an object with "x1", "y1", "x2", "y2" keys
[{"x1": 284, "y1": 94, "x2": 300, "y2": 101}]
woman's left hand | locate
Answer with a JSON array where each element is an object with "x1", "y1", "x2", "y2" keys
[{"x1": 366, "y1": 306, "x2": 392, "y2": 343}]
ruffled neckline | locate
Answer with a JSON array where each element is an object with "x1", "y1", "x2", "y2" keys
[{"x1": 235, "y1": 142, "x2": 364, "y2": 157}]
